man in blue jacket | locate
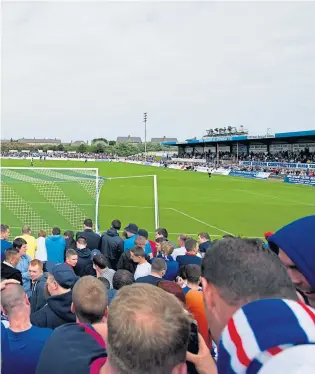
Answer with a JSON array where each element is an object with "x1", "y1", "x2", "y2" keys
[
  {"x1": 13, "y1": 238, "x2": 32, "y2": 297},
  {"x1": 45, "y1": 227, "x2": 66, "y2": 264},
  {"x1": 176, "y1": 238, "x2": 202, "y2": 268},
  {"x1": 0, "y1": 224, "x2": 12, "y2": 262},
  {"x1": 123, "y1": 223, "x2": 139, "y2": 251},
  {"x1": 123, "y1": 223, "x2": 151, "y2": 255},
  {"x1": 28, "y1": 259, "x2": 47, "y2": 314},
  {"x1": 198, "y1": 232, "x2": 211, "y2": 255}
]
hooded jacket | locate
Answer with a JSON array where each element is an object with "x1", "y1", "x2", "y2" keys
[
  {"x1": 36, "y1": 323, "x2": 107, "y2": 374},
  {"x1": 73, "y1": 247, "x2": 96, "y2": 277},
  {"x1": 100, "y1": 228, "x2": 124, "y2": 270},
  {"x1": 268, "y1": 215, "x2": 315, "y2": 290},
  {"x1": 76, "y1": 229, "x2": 101, "y2": 251},
  {"x1": 116, "y1": 250, "x2": 137, "y2": 274},
  {"x1": 30, "y1": 290, "x2": 75, "y2": 329},
  {"x1": 45, "y1": 235, "x2": 66, "y2": 264},
  {"x1": 29, "y1": 275, "x2": 47, "y2": 314},
  {"x1": 217, "y1": 298, "x2": 315, "y2": 374}
]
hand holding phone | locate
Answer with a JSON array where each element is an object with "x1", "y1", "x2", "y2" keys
[{"x1": 186, "y1": 333, "x2": 217, "y2": 374}]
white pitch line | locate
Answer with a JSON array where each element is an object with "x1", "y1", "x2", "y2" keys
[
  {"x1": 234, "y1": 189, "x2": 315, "y2": 207},
  {"x1": 169, "y1": 208, "x2": 233, "y2": 235},
  {"x1": 3, "y1": 201, "x2": 160, "y2": 210},
  {"x1": 106, "y1": 174, "x2": 156, "y2": 180}
]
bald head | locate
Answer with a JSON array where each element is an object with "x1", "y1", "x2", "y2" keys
[
  {"x1": 1, "y1": 284, "x2": 27, "y2": 316},
  {"x1": 22, "y1": 225, "x2": 31, "y2": 234},
  {"x1": 107, "y1": 283, "x2": 190, "y2": 374}
]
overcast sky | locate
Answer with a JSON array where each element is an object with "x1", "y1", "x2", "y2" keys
[{"x1": 2, "y1": 1, "x2": 315, "y2": 142}]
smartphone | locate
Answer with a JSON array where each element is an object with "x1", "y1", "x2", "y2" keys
[
  {"x1": 186, "y1": 321, "x2": 199, "y2": 374},
  {"x1": 187, "y1": 320, "x2": 199, "y2": 354}
]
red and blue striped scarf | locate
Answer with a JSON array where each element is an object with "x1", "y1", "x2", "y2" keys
[{"x1": 217, "y1": 298, "x2": 315, "y2": 374}]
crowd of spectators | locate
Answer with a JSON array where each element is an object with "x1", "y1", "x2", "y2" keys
[
  {"x1": 1, "y1": 151, "x2": 115, "y2": 159},
  {"x1": 176, "y1": 149, "x2": 315, "y2": 164},
  {"x1": 1, "y1": 214, "x2": 315, "y2": 374},
  {"x1": 228, "y1": 165, "x2": 315, "y2": 177}
]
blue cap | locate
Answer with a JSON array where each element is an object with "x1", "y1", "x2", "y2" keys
[
  {"x1": 268, "y1": 215, "x2": 315, "y2": 289},
  {"x1": 91, "y1": 249, "x2": 101, "y2": 259},
  {"x1": 49, "y1": 263, "x2": 79, "y2": 289}
]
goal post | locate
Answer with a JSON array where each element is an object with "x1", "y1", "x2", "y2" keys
[
  {"x1": 106, "y1": 174, "x2": 159, "y2": 229},
  {"x1": 0, "y1": 167, "x2": 159, "y2": 236},
  {"x1": 1, "y1": 167, "x2": 104, "y2": 236}
]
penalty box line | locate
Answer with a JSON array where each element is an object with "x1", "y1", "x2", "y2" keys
[{"x1": 6, "y1": 202, "x2": 234, "y2": 236}]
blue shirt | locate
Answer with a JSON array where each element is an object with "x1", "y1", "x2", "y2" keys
[
  {"x1": 1, "y1": 240, "x2": 12, "y2": 262},
  {"x1": 45, "y1": 235, "x2": 66, "y2": 264},
  {"x1": 16, "y1": 254, "x2": 32, "y2": 297},
  {"x1": 136, "y1": 275, "x2": 162, "y2": 285},
  {"x1": 176, "y1": 254, "x2": 202, "y2": 268},
  {"x1": 124, "y1": 235, "x2": 152, "y2": 255},
  {"x1": 157, "y1": 254, "x2": 179, "y2": 281},
  {"x1": 5, "y1": 325, "x2": 53, "y2": 374}
]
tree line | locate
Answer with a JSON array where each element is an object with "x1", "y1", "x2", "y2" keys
[{"x1": 1, "y1": 140, "x2": 174, "y2": 157}]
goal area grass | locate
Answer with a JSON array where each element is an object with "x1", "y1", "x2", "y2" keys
[{"x1": 1, "y1": 159, "x2": 314, "y2": 242}]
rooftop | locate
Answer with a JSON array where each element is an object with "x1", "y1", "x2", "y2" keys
[{"x1": 117, "y1": 136, "x2": 142, "y2": 143}]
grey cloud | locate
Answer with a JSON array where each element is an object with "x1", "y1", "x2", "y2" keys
[{"x1": 2, "y1": 1, "x2": 315, "y2": 141}]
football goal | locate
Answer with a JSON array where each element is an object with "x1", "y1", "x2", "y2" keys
[{"x1": 0, "y1": 167, "x2": 159, "y2": 236}]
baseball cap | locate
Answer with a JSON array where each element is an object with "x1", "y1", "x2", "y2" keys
[
  {"x1": 49, "y1": 263, "x2": 79, "y2": 289},
  {"x1": 91, "y1": 249, "x2": 101, "y2": 259},
  {"x1": 124, "y1": 223, "x2": 138, "y2": 234},
  {"x1": 138, "y1": 229, "x2": 148, "y2": 239}
]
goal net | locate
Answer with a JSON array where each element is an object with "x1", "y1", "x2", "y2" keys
[{"x1": 0, "y1": 168, "x2": 104, "y2": 236}]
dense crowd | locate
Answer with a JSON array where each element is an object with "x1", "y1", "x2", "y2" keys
[
  {"x1": 1, "y1": 215, "x2": 315, "y2": 374},
  {"x1": 1, "y1": 151, "x2": 114, "y2": 159},
  {"x1": 177, "y1": 150, "x2": 315, "y2": 163}
]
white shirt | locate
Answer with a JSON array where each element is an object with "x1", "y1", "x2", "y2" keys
[
  {"x1": 172, "y1": 247, "x2": 186, "y2": 260},
  {"x1": 172, "y1": 247, "x2": 202, "y2": 260},
  {"x1": 134, "y1": 262, "x2": 152, "y2": 280},
  {"x1": 35, "y1": 237, "x2": 47, "y2": 262}
]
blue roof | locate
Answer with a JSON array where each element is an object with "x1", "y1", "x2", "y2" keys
[
  {"x1": 162, "y1": 130, "x2": 315, "y2": 146},
  {"x1": 275, "y1": 130, "x2": 315, "y2": 138}
]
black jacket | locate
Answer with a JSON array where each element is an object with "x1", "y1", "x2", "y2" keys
[
  {"x1": 65, "y1": 237, "x2": 76, "y2": 250},
  {"x1": 73, "y1": 247, "x2": 96, "y2": 277},
  {"x1": 29, "y1": 276, "x2": 47, "y2": 314},
  {"x1": 116, "y1": 250, "x2": 137, "y2": 274},
  {"x1": 100, "y1": 228, "x2": 124, "y2": 270},
  {"x1": 31, "y1": 290, "x2": 76, "y2": 329},
  {"x1": 76, "y1": 229, "x2": 101, "y2": 251},
  {"x1": 1, "y1": 263, "x2": 22, "y2": 285}
]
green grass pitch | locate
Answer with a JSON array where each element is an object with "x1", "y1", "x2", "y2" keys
[{"x1": 1, "y1": 158, "x2": 314, "y2": 242}]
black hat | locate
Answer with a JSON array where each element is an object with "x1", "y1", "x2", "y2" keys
[
  {"x1": 124, "y1": 223, "x2": 138, "y2": 234},
  {"x1": 138, "y1": 229, "x2": 148, "y2": 239}
]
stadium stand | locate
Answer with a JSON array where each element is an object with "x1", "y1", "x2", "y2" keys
[{"x1": 1, "y1": 214, "x2": 315, "y2": 373}]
